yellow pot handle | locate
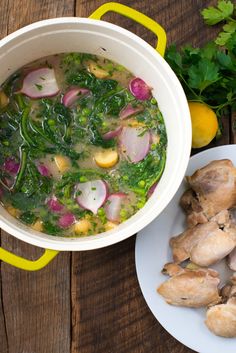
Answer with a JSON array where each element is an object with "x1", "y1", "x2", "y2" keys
[
  {"x1": 0, "y1": 247, "x2": 59, "y2": 271},
  {"x1": 89, "y1": 2, "x2": 167, "y2": 57}
]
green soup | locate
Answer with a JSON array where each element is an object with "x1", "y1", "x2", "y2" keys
[{"x1": 0, "y1": 53, "x2": 167, "y2": 237}]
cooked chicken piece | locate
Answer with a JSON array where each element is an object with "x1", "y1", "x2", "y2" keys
[
  {"x1": 228, "y1": 247, "x2": 236, "y2": 271},
  {"x1": 180, "y1": 189, "x2": 208, "y2": 227},
  {"x1": 210, "y1": 209, "x2": 230, "y2": 226},
  {"x1": 180, "y1": 189, "x2": 203, "y2": 214},
  {"x1": 157, "y1": 263, "x2": 220, "y2": 307},
  {"x1": 186, "y1": 159, "x2": 236, "y2": 218},
  {"x1": 206, "y1": 297, "x2": 236, "y2": 337},
  {"x1": 206, "y1": 276, "x2": 236, "y2": 337},
  {"x1": 170, "y1": 221, "x2": 236, "y2": 266}
]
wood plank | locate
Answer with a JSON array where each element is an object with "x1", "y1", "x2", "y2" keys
[
  {"x1": 1, "y1": 232, "x2": 71, "y2": 353},
  {"x1": 0, "y1": 1, "x2": 75, "y2": 352},
  {"x1": 72, "y1": 1, "x2": 220, "y2": 353},
  {"x1": 71, "y1": 238, "x2": 194, "y2": 353},
  {"x1": 6, "y1": 0, "x2": 74, "y2": 34},
  {"x1": 76, "y1": 0, "x2": 218, "y2": 48},
  {"x1": 0, "y1": 262, "x2": 8, "y2": 353},
  {"x1": 230, "y1": 111, "x2": 236, "y2": 144}
]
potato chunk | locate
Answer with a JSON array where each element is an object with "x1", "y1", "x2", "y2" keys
[
  {"x1": 104, "y1": 221, "x2": 118, "y2": 231},
  {"x1": 88, "y1": 61, "x2": 109, "y2": 79},
  {"x1": 54, "y1": 155, "x2": 71, "y2": 173},
  {"x1": 31, "y1": 219, "x2": 43, "y2": 232},
  {"x1": 73, "y1": 219, "x2": 92, "y2": 235},
  {"x1": 94, "y1": 149, "x2": 118, "y2": 168}
]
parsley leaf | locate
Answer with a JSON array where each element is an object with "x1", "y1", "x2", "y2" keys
[
  {"x1": 188, "y1": 59, "x2": 220, "y2": 92},
  {"x1": 201, "y1": 0, "x2": 234, "y2": 25}
]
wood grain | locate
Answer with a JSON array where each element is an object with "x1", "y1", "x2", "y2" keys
[
  {"x1": 1, "y1": 232, "x2": 71, "y2": 353},
  {"x1": 0, "y1": 1, "x2": 74, "y2": 353},
  {"x1": 71, "y1": 238, "x2": 194, "y2": 353},
  {"x1": 72, "y1": 2, "x2": 220, "y2": 353},
  {"x1": 0, "y1": 1, "x2": 228, "y2": 353}
]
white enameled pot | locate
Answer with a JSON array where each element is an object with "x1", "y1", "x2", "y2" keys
[{"x1": 0, "y1": 3, "x2": 191, "y2": 270}]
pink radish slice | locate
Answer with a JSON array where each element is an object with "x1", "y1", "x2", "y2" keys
[
  {"x1": 47, "y1": 196, "x2": 64, "y2": 212},
  {"x1": 148, "y1": 182, "x2": 157, "y2": 198},
  {"x1": 105, "y1": 193, "x2": 126, "y2": 222},
  {"x1": 3, "y1": 158, "x2": 20, "y2": 174},
  {"x1": 76, "y1": 180, "x2": 108, "y2": 214},
  {"x1": 58, "y1": 212, "x2": 76, "y2": 228},
  {"x1": 119, "y1": 127, "x2": 150, "y2": 163},
  {"x1": 119, "y1": 103, "x2": 143, "y2": 120},
  {"x1": 103, "y1": 126, "x2": 122, "y2": 140},
  {"x1": 37, "y1": 164, "x2": 50, "y2": 177},
  {"x1": 20, "y1": 68, "x2": 59, "y2": 98},
  {"x1": 129, "y1": 78, "x2": 152, "y2": 101},
  {"x1": 62, "y1": 87, "x2": 90, "y2": 107}
]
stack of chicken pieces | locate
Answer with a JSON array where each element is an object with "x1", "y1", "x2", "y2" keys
[{"x1": 157, "y1": 159, "x2": 236, "y2": 337}]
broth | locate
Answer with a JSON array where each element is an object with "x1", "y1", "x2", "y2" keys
[{"x1": 0, "y1": 53, "x2": 167, "y2": 237}]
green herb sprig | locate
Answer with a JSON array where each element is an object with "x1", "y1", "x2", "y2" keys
[{"x1": 165, "y1": 0, "x2": 236, "y2": 119}]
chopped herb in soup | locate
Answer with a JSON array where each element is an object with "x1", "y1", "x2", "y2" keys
[{"x1": 0, "y1": 53, "x2": 167, "y2": 237}]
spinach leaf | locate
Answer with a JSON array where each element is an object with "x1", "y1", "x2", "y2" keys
[
  {"x1": 20, "y1": 211, "x2": 37, "y2": 225},
  {"x1": 67, "y1": 70, "x2": 118, "y2": 97},
  {"x1": 119, "y1": 147, "x2": 166, "y2": 194},
  {"x1": 43, "y1": 221, "x2": 62, "y2": 236}
]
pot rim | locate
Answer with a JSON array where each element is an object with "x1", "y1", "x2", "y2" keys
[{"x1": 0, "y1": 17, "x2": 191, "y2": 250}]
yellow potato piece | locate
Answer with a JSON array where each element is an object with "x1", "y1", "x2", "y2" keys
[
  {"x1": 31, "y1": 219, "x2": 43, "y2": 232},
  {"x1": 54, "y1": 155, "x2": 71, "y2": 173},
  {"x1": 73, "y1": 219, "x2": 92, "y2": 235},
  {"x1": 6, "y1": 205, "x2": 20, "y2": 218},
  {"x1": 88, "y1": 61, "x2": 109, "y2": 79},
  {"x1": 0, "y1": 90, "x2": 9, "y2": 108},
  {"x1": 122, "y1": 119, "x2": 146, "y2": 128},
  {"x1": 104, "y1": 221, "x2": 118, "y2": 231},
  {"x1": 94, "y1": 149, "x2": 118, "y2": 168}
]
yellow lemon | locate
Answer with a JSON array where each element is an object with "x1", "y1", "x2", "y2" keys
[{"x1": 188, "y1": 102, "x2": 218, "y2": 148}]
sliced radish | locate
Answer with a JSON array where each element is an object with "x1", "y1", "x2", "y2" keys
[
  {"x1": 119, "y1": 127, "x2": 150, "y2": 163},
  {"x1": 62, "y1": 87, "x2": 90, "y2": 107},
  {"x1": 75, "y1": 180, "x2": 108, "y2": 214},
  {"x1": 37, "y1": 164, "x2": 50, "y2": 177},
  {"x1": 129, "y1": 77, "x2": 152, "y2": 101},
  {"x1": 47, "y1": 196, "x2": 64, "y2": 212},
  {"x1": 105, "y1": 193, "x2": 126, "y2": 222},
  {"x1": 20, "y1": 67, "x2": 59, "y2": 99},
  {"x1": 119, "y1": 103, "x2": 143, "y2": 120},
  {"x1": 148, "y1": 182, "x2": 157, "y2": 198},
  {"x1": 3, "y1": 158, "x2": 20, "y2": 174},
  {"x1": 58, "y1": 212, "x2": 76, "y2": 228},
  {"x1": 103, "y1": 126, "x2": 122, "y2": 140}
]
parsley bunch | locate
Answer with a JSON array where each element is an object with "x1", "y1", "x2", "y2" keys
[{"x1": 165, "y1": 0, "x2": 236, "y2": 119}]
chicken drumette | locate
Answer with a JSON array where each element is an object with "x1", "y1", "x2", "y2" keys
[{"x1": 157, "y1": 263, "x2": 221, "y2": 307}]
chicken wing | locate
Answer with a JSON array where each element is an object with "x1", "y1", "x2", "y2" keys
[
  {"x1": 157, "y1": 263, "x2": 220, "y2": 307},
  {"x1": 170, "y1": 221, "x2": 236, "y2": 266},
  {"x1": 186, "y1": 159, "x2": 236, "y2": 218}
]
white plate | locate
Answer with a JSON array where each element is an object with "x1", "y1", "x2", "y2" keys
[{"x1": 135, "y1": 145, "x2": 236, "y2": 353}]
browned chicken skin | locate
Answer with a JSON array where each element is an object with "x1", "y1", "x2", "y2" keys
[
  {"x1": 205, "y1": 276, "x2": 236, "y2": 337},
  {"x1": 170, "y1": 221, "x2": 236, "y2": 266},
  {"x1": 157, "y1": 263, "x2": 221, "y2": 308}
]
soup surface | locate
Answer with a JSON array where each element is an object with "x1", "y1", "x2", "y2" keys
[{"x1": 0, "y1": 53, "x2": 167, "y2": 237}]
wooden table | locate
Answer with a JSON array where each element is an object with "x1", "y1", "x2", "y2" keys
[{"x1": 0, "y1": 1, "x2": 230, "y2": 352}]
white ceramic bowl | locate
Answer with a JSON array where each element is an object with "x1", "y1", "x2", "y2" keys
[{"x1": 0, "y1": 17, "x2": 191, "y2": 251}]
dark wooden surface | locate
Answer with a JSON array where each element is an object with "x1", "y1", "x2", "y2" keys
[{"x1": 0, "y1": 1, "x2": 226, "y2": 353}]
